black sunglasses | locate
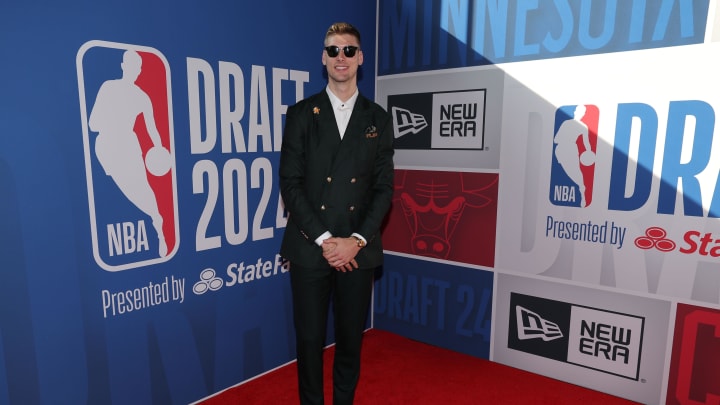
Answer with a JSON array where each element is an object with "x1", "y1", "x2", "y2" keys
[{"x1": 324, "y1": 45, "x2": 359, "y2": 58}]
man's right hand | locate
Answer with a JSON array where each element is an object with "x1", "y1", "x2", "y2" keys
[{"x1": 322, "y1": 239, "x2": 358, "y2": 272}]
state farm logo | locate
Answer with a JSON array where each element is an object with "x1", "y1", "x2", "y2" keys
[
  {"x1": 635, "y1": 226, "x2": 720, "y2": 257},
  {"x1": 634, "y1": 227, "x2": 676, "y2": 252}
]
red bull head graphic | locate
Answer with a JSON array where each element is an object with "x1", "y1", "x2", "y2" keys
[{"x1": 386, "y1": 170, "x2": 498, "y2": 265}]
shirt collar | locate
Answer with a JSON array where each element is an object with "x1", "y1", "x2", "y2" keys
[{"x1": 326, "y1": 86, "x2": 359, "y2": 111}]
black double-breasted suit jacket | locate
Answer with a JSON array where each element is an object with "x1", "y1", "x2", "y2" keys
[{"x1": 279, "y1": 90, "x2": 394, "y2": 269}]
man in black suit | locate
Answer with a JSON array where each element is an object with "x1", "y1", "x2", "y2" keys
[{"x1": 279, "y1": 22, "x2": 394, "y2": 405}]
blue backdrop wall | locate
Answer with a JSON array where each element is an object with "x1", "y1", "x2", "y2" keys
[{"x1": 0, "y1": 1, "x2": 377, "y2": 404}]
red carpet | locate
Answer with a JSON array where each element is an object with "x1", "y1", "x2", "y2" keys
[{"x1": 198, "y1": 329, "x2": 639, "y2": 404}]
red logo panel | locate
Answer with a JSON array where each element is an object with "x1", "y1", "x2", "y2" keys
[
  {"x1": 382, "y1": 170, "x2": 498, "y2": 267},
  {"x1": 667, "y1": 304, "x2": 720, "y2": 405}
]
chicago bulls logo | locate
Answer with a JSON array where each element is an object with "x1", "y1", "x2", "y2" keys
[{"x1": 383, "y1": 170, "x2": 498, "y2": 266}]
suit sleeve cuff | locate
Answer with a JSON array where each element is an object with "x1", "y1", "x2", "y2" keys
[{"x1": 315, "y1": 231, "x2": 333, "y2": 246}]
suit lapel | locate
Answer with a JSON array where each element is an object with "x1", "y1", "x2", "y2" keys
[
  {"x1": 345, "y1": 96, "x2": 372, "y2": 140},
  {"x1": 331, "y1": 96, "x2": 370, "y2": 171},
  {"x1": 314, "y1": 93, "x2": 340, "y2": 143}
]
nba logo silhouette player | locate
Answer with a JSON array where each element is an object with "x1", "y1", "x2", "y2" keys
[
  {"x1": 551, "y1": 104, "x2": 597, "y2": 207},
  {"x1": 88, "y1": 50, "x2": 171, "y2": 257}
]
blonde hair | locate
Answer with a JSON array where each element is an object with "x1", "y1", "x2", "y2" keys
[{"x1": 325, "y1": 22, "x2": 361, "y2": 46}]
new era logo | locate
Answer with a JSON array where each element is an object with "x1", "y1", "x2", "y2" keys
[
  {"x1": 509, "y1": 293, "x2": 644, "y2": 380},
  {"x1": 77, "y1": 40, "x2": 179, "y2": 271},
  {"x1": 392, "y1": 106, "x2": 428, "y2": 138},
  {"x1": 516, "y1": 305, "x2": 564, "y2": 341},
  {"x1": 387, "y1": 89, "x2": 486, "y2": 150}
]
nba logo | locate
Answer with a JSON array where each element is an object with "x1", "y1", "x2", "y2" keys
[
  {"x1": 77, "y1": 41, "x2": 179, "y2": 271},
  {"x1": 549, "y1": 104, "x2": 598, "y2": 208}
]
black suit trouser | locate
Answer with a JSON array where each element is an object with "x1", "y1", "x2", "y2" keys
[{"x1": 290, "y1": 263, "x2": 375, "y2": 405}]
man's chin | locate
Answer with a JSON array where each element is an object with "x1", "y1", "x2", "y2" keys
[{"x1": 329, "y1": 73, "x2": 355, "y2": 84}]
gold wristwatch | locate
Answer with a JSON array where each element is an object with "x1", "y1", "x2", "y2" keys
[{"x1": 351, "y1": 235, "x2": 366, "y2": 247}]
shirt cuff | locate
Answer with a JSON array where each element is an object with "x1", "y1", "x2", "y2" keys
[
  {"x1": 351, "y1": 233, "x2": 367, "y2": 245},
  {"x1": 315, "y1": 231, "x2": 333, "y2": 246}
]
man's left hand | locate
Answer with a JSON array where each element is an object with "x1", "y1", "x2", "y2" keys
[{"x1": 322, "y1": 237, "x2": 360, "y2": 272}]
